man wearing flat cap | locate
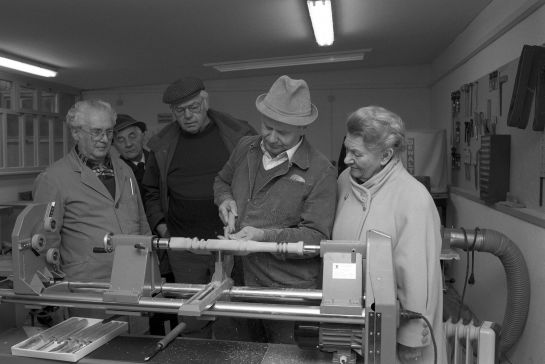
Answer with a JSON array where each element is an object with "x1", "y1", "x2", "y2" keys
[
  {"x1": 214, "y1": 75, "x2": 337, "y2": 343},
  {"x1": 113, "y1": 114, "x2": 148, "y2": 200},
  {"x1": 143, "y1": 77, "x2": 256, "y2": 301}
]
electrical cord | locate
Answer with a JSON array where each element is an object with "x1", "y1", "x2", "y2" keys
[
  {"x1": 458, "y1": 227, "x2": 480, "y2": 321},
  {"x1": 400, "y1": 309, "x2": 437, "y2": 364}
]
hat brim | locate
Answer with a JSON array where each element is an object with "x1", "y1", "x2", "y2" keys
[{"x1": 255, "y1": 93, "x2": 318, "y2": 126}]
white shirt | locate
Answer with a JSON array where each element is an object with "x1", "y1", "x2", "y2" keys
[{"x1": 260, "y1": 138, "x2": 303, "y2": 171}]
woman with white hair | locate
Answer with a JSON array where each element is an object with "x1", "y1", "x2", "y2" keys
[{"x1": 333, "y1": 106, "x2": 446, "y2": 363}]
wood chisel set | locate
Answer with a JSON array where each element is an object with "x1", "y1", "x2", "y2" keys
[{"x1": 11, "y1": 317, "x2": 127, "y2": 362}]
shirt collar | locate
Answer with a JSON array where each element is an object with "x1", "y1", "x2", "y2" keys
[
  {"x1": 260, "y1": 137, "x2": 303, "y2": 163},
  {"x1": 75, "y1": 145, "x2": 114, "y2": 176}
]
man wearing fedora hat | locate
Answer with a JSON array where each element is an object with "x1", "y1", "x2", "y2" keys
[
  {"x1": 214, "y1": 75, "x2": 337, "y2": 343},
  {"x1": 113, "y1": 114, "x2": 149, "y2": 200}
]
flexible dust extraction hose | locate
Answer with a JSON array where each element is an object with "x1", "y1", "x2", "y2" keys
[{"x1": 443, "y1": 228, "x2": 530, "y2": 357}]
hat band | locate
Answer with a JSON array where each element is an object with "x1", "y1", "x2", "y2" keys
[{"x1": 262, "y1": 98, "x2": 312, "y2": 118}]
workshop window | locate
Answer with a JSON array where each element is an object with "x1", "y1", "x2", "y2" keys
[
  {"x1": 0, "y1": 79, "x2": 77, "y2": 174},
  {"x1": 0, "y1": 80, "x2": 12, "y2": 109}
]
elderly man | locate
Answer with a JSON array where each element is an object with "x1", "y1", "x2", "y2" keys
[
  {"x1": 214, "y1": 75, "x2": 337, "y2": 343},
  {"x1": 143, "y1": 77, "x2": 255, "y2": 282},
  {"x1": 142, "y1": 77, "x2": 255, "y2": 337},
  {"x1": 113, "y1": 114, "x2": 148, "y2": 199},
  {"x1": 33, "y1": 100, "x2": 150, "y2": 283}
]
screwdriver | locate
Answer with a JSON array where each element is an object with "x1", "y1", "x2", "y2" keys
[{"x1": 144, "y1": 322, "x2": 186, "y2": 362}]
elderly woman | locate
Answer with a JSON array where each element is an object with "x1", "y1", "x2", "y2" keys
[{"x1": 333, "y1": 106, "x2": 446, "y2": 363}]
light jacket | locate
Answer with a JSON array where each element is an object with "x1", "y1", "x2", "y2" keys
[
  {"x1": 143, "y1": 109, "x2": 256, "y2": 231},
  {"x1": 214, "y1": 135, "x2": 337, "y2": 288},
  {"x1": 333, "y1": 157, "x2": 446, "y2": 364},
  {"x1": 33, "y1": 148, "x2": 150, "y2": 282}
]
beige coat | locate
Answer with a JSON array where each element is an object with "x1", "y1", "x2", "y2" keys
[
  {"x1": 33, "y1": 149, "x2": 150, "y2": 282},
  {"x1": 333, "y1": 158, "x2": 446, "y2": 364}
]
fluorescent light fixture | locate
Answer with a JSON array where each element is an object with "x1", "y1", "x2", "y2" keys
[
  {"x1": 307, "y1": 0, "x2": 334, "y2": 46},
  {"x1": 204, "y1": 49, "x2": 370, "y2": 72},
  {"x1": 0, "y1": 56, "x2": 57, "y2": 77}
]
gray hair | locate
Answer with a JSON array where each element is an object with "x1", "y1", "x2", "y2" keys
[
  {"x1": 66, "y1": 99, "x2": 116, "y2": 128},
  {"x1": 346, "y1": 105, "x2": 406, "y2": 157}
]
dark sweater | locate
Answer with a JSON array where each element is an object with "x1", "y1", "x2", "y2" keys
[{"x1": 167, "y1": 122, "x2": 229, "y2": 238}]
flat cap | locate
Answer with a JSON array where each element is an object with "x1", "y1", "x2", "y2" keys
[
  {"x1": 114, "y1": 114, "x2": 147, "y2": 134},
  {"x1": 162, "y1": 77, "x2": 205, "y2": 105}
]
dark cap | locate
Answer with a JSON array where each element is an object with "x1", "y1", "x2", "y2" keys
[
  {"x1": 162, "y1": 77, "x2": 205, "y2": 105},
  {"x1": 114, "y1": 114, "x2": 147, "y2": 134}
]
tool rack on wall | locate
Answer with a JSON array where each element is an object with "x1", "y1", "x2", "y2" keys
[{"x1": 449, "y1": 44, "x2": 545, "y2": 214}]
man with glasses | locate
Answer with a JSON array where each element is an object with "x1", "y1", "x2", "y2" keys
[
  {"x1": 33, "y1": 99, "x2": 151, "y2": 283},
  {"x1": 142, "y1": 77, "x2": 255, "y2": 336}
]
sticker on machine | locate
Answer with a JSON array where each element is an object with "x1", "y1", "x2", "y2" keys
[{"x1": 332, "y1": 263, "x2": 356, "y2": 279}]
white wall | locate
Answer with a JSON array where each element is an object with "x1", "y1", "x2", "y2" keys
[
  {"x1": 84, "y1": 65, "x2": 432, "y2": 163},
  {"x1": 432, "y1": 0, "x2": 545, "y2": 362}
]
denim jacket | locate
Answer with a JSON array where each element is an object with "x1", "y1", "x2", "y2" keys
[{"x1": 214, "y1": 135, "x2": 337, "y2": 288}]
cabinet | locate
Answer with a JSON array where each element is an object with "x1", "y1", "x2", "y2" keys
[{"x1": 479, "y1": 135, "x2": 510, "y2": 204}]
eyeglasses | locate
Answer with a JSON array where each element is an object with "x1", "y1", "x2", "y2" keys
[
  {"x1": 172, "y1": 101, "x2": 202, "y2": 115},
  {"x1": 79, "y1": 127, "x2": 114, "y2": 140}
]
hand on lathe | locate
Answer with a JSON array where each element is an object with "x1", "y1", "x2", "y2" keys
[
  {"x1": 218, "y1": 199, "x2": 237, "y2": 234},
  {"x1": 155, "y1": 223, "x2": 169, "y2": 238},
  {"x1": 229, "y1": 226, "x2": 265, "y2": 241}
]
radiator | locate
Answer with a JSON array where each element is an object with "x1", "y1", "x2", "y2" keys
[{"x1": 444, "y1": 319, "x2": 496, "y2": 364}]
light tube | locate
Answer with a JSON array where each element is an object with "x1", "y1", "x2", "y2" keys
[
  {"x1": 0, "y1": 56, "x2": 57, "y2": 78},
  {"x1": 307, "y1": 0, "x2": 334, "y2": 46}
]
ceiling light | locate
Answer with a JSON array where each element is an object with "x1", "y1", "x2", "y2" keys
[
  {"x1": 204, "y1": 49, "x2": 370, "y2": 72},
  {"x1": 307, "y1": 0, "x2": 334, "y2": 46},
  {"x1": 0, "y1": 56, "x2": 57, "y2": 78}
]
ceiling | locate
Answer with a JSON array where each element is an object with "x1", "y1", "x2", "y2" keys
[{"x1": 0, "y1": 0, "x2": 493, "y2": 91}]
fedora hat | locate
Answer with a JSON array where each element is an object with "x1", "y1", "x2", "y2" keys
[
  {"x1": 256, "y1": 75, "x2": 318, "y2": 126},
  {"x1": 114, "y1": 114, "x2": 147, "y2": 134}
]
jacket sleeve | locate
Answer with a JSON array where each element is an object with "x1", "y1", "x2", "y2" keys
[
  {"x1": 263, "y1": 164, "x2": 338, "y2": 247},
  {"x1": 142, "y1": 151, "x2": 164, "y2": 231},
  {"x1": 394, "y1": 191, "x2": 443, "y2": 349},
  {"x1": 32, "y1": 172, "x2": 63, "y2": 250},
  {"x1": 213, "y1": 143, "x2": 239, "y2": 207}
]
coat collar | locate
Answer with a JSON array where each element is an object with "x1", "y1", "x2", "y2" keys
[{"x1": 66, "y1": 148, "x2": 127, "y2": 203}]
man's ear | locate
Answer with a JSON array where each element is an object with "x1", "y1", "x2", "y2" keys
[
  {"x1": 70, "y1": 127, "x2": 79, "y2": 142},
  {"x1": 380, "y1": 148, "x2": 394, "y2": 166},
  {"x1": 201, "y1": 90, "x2": 209, "y2": 111}
]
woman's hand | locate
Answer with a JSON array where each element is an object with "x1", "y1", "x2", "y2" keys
[{"x1": 398, "y1": 344, "x2": 423, "y2": 362}]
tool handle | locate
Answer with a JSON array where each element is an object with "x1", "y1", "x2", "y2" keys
[{"x1": 158, "y1": 322, "x2": 186, "y2": 349}]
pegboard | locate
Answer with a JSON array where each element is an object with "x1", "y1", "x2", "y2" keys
[{"x1": 450, "y1": 46, "x2": 545, "y2": 213}]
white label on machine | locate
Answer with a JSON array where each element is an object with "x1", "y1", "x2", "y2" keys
[{"x1": 332, "y1": 263, "x2": 356, "y2": 279}]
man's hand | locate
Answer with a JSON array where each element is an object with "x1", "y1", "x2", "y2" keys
[
  {"x1": 229, "y1": 226, "x2": 265, "y2": 241},
  {"x1": 218, "y1": 199, "x2": 238, "y2": 234},
  {"x1": 155, "y1": 223, "x2": 169, "y2": 238}
]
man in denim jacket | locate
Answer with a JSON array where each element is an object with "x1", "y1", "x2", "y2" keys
[{"x1": 214, "y1": 75, "x2": 337, "y2": 343}]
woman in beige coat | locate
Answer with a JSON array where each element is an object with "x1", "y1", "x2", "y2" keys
[{"x1": 333, "y1": 106, "x2": 446, "y2": 363}]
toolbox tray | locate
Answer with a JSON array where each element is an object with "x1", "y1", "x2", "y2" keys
[{"x1": 11, "y1": 317, "x2": 127, "y2": 362}]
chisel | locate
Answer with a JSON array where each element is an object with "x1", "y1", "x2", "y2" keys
[{"x1": 19, "y1": 317, "x2": 81, "y2": 349}]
